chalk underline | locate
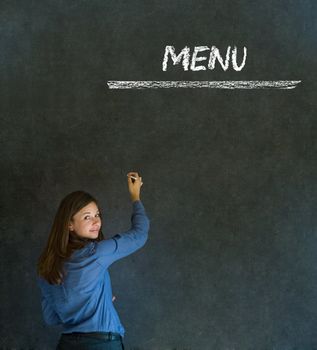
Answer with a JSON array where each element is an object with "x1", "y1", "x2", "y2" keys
[{"x1": 107, "y1": 80, "x2": 301, "y2": 90}]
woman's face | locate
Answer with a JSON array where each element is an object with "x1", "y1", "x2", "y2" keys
[{"x1": 69, "y1": 201, "x2": 101, "y2": 239}]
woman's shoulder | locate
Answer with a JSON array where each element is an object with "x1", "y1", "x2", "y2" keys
[{"x1": 68, "y1": 241, "x2": 98, "y2": 259}]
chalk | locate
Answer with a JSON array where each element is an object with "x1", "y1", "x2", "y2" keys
[
  {"x1": 107, "y1": 80, "x2": 301, "y2": 89},
  {"x1": 162, "y1": 45, "x2": 247, "y2": 72}
]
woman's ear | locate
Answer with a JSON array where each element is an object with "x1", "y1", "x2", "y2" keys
[{"x1": 69, "y1": 222, "x2": 74, "y2": 231}]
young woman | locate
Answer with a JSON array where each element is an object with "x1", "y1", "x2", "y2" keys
[{"x1": 37, "y1": 172, "x2": 149, "y2": 350}]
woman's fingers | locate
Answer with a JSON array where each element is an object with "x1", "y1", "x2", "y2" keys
[
  {"x1": 127, "y1": 172, "x2": 142, "y2": 184},
  {"x1": 127, "y1": 171, "x2": 139, "y2": 178},
  {"x1": 127, "y1": 171, "x2": 143, "y2": 202}
]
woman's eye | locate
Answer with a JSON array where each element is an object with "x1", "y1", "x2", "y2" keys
[
  {"x1": 84, "y1": 216, "x2": 90, "y2": 220},
  {"x1": 96, "y1": 213, "x2": 100, "y2": 217}
]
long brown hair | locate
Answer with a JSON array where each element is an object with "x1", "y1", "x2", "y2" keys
[{"x1": 37, "y1": 191, "x2": 104, "y2": 285}]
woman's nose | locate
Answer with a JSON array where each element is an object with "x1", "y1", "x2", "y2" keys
[{"x1": 93, "y1": 217, "x2": 101, "y2": 224}]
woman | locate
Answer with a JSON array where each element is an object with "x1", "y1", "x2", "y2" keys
[{"x1": 37, "y1": 172, "x2": 149, "y2": 350}]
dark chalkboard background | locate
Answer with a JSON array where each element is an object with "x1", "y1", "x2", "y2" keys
[{"x1": 1, "y1": 1, "x2": 317, "y2": 349}]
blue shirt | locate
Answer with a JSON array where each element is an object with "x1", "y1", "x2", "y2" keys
[{"x1": 37, "y1": 200, "x2": 149, "y2": 336}]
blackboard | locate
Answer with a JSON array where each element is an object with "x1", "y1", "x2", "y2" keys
[{"x1": 1, "y1": 1, "x2": 317, "y2": 349}]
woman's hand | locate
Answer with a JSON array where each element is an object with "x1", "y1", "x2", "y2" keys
[{"x1": 127, "y1": 171, "x2": 143, "y2": 202}]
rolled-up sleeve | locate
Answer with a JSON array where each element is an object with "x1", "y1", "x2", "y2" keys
[{"x1": 96, "y1": 200, "x2": 150, "y2": 268}]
